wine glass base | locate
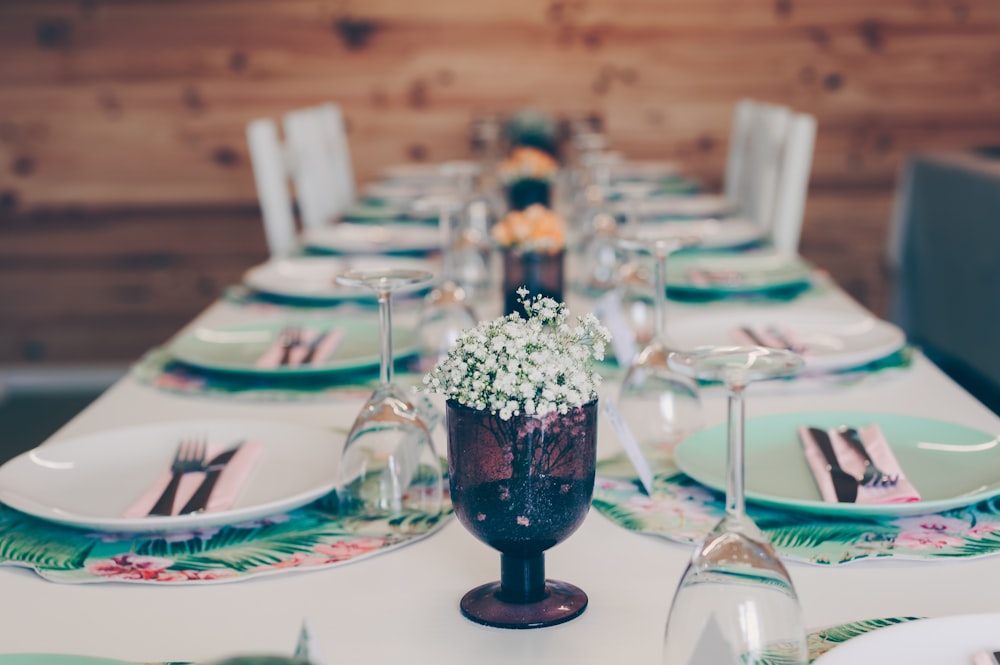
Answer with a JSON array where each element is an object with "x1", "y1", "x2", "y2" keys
[{"x1": 460, "y1": 580, "x2": 588, "y2": 629}]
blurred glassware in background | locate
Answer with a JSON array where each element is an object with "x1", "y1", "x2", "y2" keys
[
  {"x1": 410, "y1": 194, "x2": 479, "y2": 372},
  {"x1": 574, "y1": 185, "x2": 625, "y2": 294},
  {"x1": 616, "y1": 232, "x2": 703, "y2": 454}
]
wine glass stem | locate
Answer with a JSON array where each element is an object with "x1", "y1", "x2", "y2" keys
[
  {"x1": 439, "y1": 210, "x2": 456, "y2": 283},
  {"x1": 726, "y1": 383, "x2": 747, "y2": 519},
  {"x1": 654, "y1": 248, "x2": 669, "y2": 343},
  {"x1": 377, "y1": 290, "x2": 394, "y2": 385}
]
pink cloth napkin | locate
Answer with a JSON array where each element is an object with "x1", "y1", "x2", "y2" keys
[
  {"x1": 799, "y1": 424, "x2": 921, "y2": 504},
  {"x1": 123, "y1": 440, "x2": 263, "y2": 518},
  {"x1": 254, "y1": 327, "x2": 345, "y2": 369},
  {"x1": 731, "y1": 324, "x2": 807, "y2": 354},
  {"x1": 686, "y1": 267, "x2": 744, "y2": 288}
]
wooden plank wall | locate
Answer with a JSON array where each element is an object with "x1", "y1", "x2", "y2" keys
[{"x1": 2, "y1": 0, "x2": 999, "y2": 365}]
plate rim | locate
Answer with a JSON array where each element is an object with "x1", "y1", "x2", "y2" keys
[
  {"x1": 673, "y1": 410, "x2": 1000, "y2": 517},
  {"x1": 812, "y1": 613, "x2": 1000, "y2": 664},
  {"x1": 301, "y1": 222, "x2": 441, "y2": 254},
  {"x1": 666, "y1": 305, "x2": 905, "y2": 371},
  {"x1": 167, "y1": 318, "x2": 418, "y2": 376},
  {"x1": 667, "y1": 254, "x2": 814, "y2": 294},
  {"x1": 0, "y1": 418, "x2": 342, "y2": 533},
  {"x1": 242, "y1": 256, "x2": 435, "y2": 302}
]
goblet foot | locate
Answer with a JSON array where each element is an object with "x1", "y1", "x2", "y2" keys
[{"x1": 460, "y1": 579, "x2": 588, "y2": 629}]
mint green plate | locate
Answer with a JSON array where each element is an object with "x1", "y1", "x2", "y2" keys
[
  {"x1": 168, "y1": 319, "x2": 418, "y2": 377},
  {"x1": 667, "y1": 252, "x2": 813, "y2": 296},
  {"x1": 674, "y1": 411, "x2": 1000, "y2": 517}
]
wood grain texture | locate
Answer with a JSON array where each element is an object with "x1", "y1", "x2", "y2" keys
[{"x1": 1, "y1": 0, "x2": 998, "y2": 364}]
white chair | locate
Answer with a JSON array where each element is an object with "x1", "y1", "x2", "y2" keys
[
  {"x1": 741, "y1": 102, "x2": 793, "y2": 229},
  {"x1": 723, "y1": 98, "x2": 757, "y2": 207},
  {"x1": 766, "y1": 112, "x2": 817, "y2": 254},
  {"x1": 724, "y1": 99, "x2": 816, "y2": 253},
  {"x1": 246, "y1": 103, "x2": 356, "y2": 257}
]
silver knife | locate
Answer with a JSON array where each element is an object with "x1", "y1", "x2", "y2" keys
[
  {"x1": 808, "y1": 427, "x2": 859, "y2": 503},
  {"x1": 299, "y1": 328, "x2": 331, "y2": 365},
  {"x1": 178, "y1": 441, "x2": 245, "y2": 514}
]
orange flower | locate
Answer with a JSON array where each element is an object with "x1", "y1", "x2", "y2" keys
[
  {"x1": 491, "y1": 204, "x2": 566, "y2": 253},
  {"x1": 498, "y1": 146, "x2": 559, "y2": 182}
]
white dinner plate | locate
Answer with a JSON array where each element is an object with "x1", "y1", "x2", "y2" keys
[
  {"x1": 674, "y1": 411, "x2": 1000, "y2": 517},
  {"x1": 614, "y1": 194, "x2": 733, "y2": 219},
  {"x1": 635, "y1": 217, "x2": 765, "y2": 251},
  {"x1": 0, "y1": 419, "x2": 342, "y2": 532},
  {"x1": 243, "y1": 256, "x2": 438, "y2": 303},
  {"x1": 814, "y1": 614, "x2": 1000, "y2": 664},
  {"x1": 666, "y1": 303, "x2": 905, "y2": 372},
  {"x1": 167, "y1": 319, "x2": 418, "y2": 376},
  {"x1": 302, "y1": 223, "x2": 441, "y2": 256},
  {"x1": 364, "y1": 181, "x2": 458, "y2": 203}
]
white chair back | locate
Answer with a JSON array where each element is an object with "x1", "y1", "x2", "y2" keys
[
  {"x1": 769, "y1": 112, "x2": 817, "y2": 254},
  {"x1": 246, "y1": 118, "x2": 299, "y2": 257},
  {"x1": 742, "y1": 103, "x2": 793, "y2": 227},
  {"x1": 283, "y1": 103, "x2": 356, "y2": 231},
  {"x1": 723, "y1": 98, "x2": 757, "y2": 205},
  {"x1": 246, "y1": 102, "x2": 356, "y2": 256}
]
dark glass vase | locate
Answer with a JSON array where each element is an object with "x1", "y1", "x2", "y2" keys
[
  {"x1": 505, "y1": 179, "x2": 551, "y2": 210},
  {"x1": 501, "y1": 249, "x2": 565, "y2": 316},
  {"x1": 446, "y1": 398, "x2": 598, "y2": 629}
]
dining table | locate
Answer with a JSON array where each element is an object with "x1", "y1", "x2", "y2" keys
[{"x1": 1, "y1": 162, "x2": 999, "y2": 665}]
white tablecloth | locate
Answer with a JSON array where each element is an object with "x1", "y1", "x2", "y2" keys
[{"x1": 1, "y1": 267, "x2": 998, "y2": 664}]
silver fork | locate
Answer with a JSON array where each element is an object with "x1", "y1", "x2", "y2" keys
[
  {"x1": 148, "y1": 436, "x2": 208, "y2": 516},
  {"x1": 278, "y1": 326, "x2": 302, "y2": 366},
  {"x1": 837, "y1": 426, "x2": 899, "y2": 488}
]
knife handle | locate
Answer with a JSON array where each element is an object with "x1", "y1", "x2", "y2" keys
[
  {"x1": 299, "y1": 329, "x2": 329, "y2": 365},
  {"x1": 809, "y1": 427, "x2": 841, "y2": 470},
  {"x1": 179, "y1": 469, "x2": 224, "y2": 514}
]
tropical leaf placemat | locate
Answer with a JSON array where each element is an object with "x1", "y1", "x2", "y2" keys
[
  {"x1": 594, "y1": 452, "x2": 1000, "y2": 565},
  {"x1": 130, "y1": 348, "x2": 428, "y2": 403},
  {"x1": 806, "y1": 616, "x2": 920, "y2": 662},
  {"x1": 0, "y1": 491, "x2": 451, "y2": 584}
]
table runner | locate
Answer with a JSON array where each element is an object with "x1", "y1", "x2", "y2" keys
[
  {"x1": 0, "y1": 491, "x2": 452, "y2": 585},
  {"x1": 593, "y1": 453, "x2": 1000, "y2": 565}
]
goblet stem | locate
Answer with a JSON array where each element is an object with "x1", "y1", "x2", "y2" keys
[
  {"x1": 377, "y1": 290, "x2": 393, "y2": 386},
  {"x1": 726, "y1": 382, "x2": 747, "y2": 520},
  {"x1": 500, "y1": 553, "x2": 545, "y2": 603}
]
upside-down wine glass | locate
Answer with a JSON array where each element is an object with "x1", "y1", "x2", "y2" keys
[
  {"x1": 335, "y1": 268, "x2": 443, "y2": 519},
  {"x1": 410, "y1": 194, "x2": 480, "y2": 372},
  {"x1": 616, "y1": 231, "x2": 703, "y2": 454},
  {"x1": 662, "y1": 345, "x2": 807, "y2": 665}
]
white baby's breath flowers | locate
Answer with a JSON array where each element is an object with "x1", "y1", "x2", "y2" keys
[{"x1": 423, "y1": 291, "x2": 611, "y2": 420}]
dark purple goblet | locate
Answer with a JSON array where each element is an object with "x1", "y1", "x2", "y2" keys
[
  {"x1": 446, "y1": 398, "x2": 598, "y2": 629},
  {"x1": 501, "y1": 249, "x2": 565, "y2": 317}
]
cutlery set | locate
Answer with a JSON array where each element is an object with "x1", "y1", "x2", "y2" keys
[
  {"x1": 277, "y1": 326, "x2": 332, "y2": 366},
  {"x1": 739, "y1": 324, "x2": 806, "y2": 354},
  {"x1": 148, "y1": 440, "x2": 245, "y2": 516},
  {"x1": 807, "y1": 426, "x2": 899, "y2": 503}
]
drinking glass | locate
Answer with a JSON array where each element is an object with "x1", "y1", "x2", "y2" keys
[
  {"x1": 662, "y1": 345, "x2": 807, "y2": 665},
  {"x1": 335, "y1": 268, "x2": 443, "y2": 519},
  {"x1": 410, "y1": 194, "x2": 480, "y2": 371},
  {"x1": 616, "y1": 232, "x2": 702, "y2": 452}
]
